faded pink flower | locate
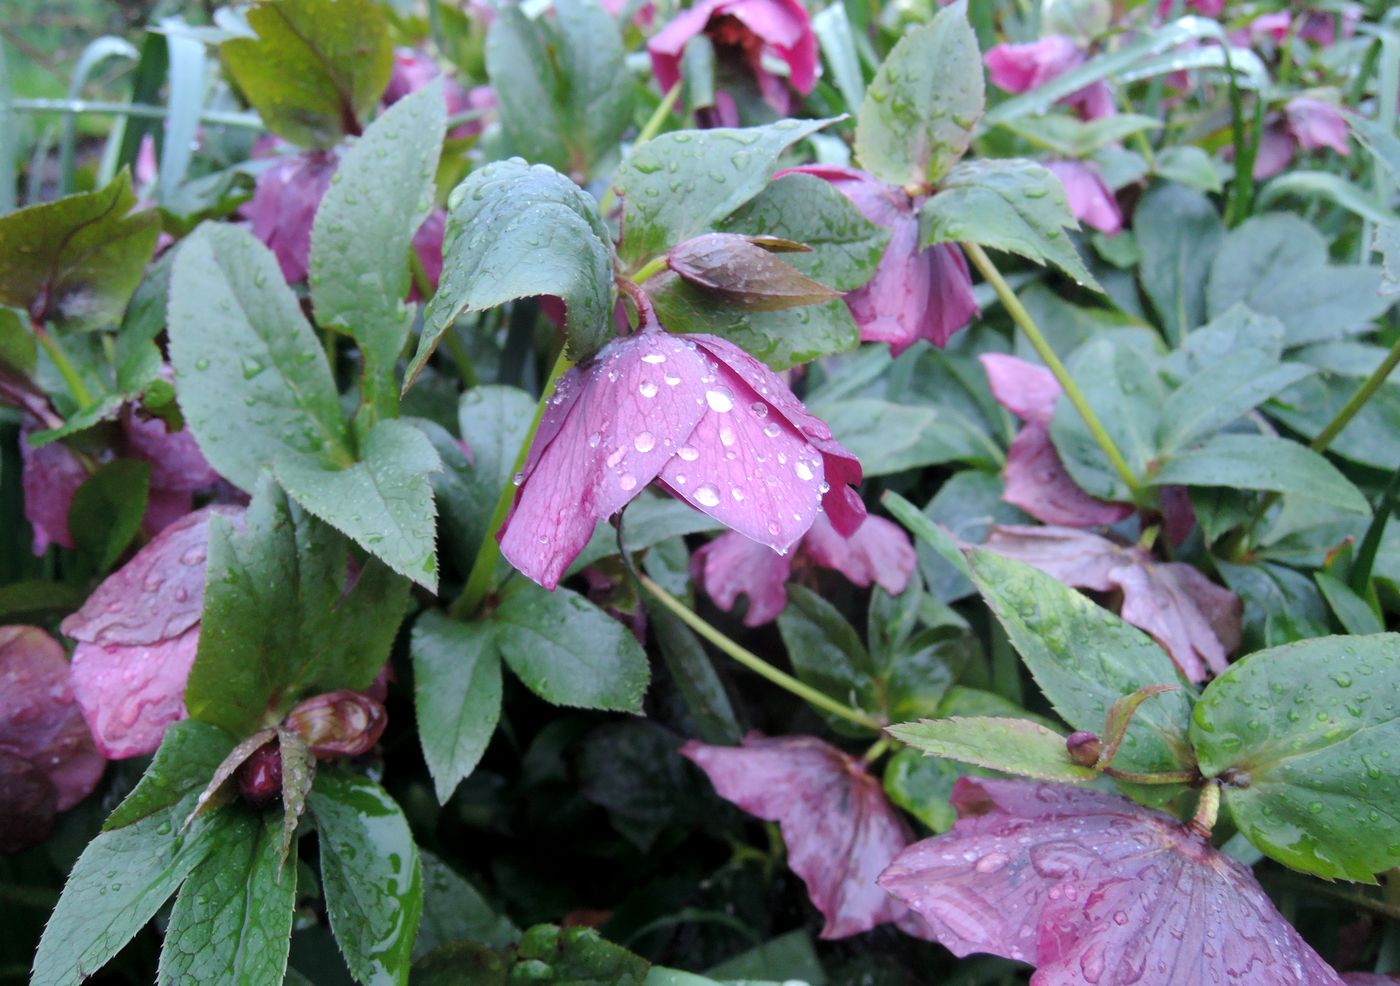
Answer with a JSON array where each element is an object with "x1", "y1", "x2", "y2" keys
[
  {"x1": 981, "y1": 523, "x2": 1242, "y2": 680},
  {"x1": 61, "y1": 505, "x2": 243, "y2": 758},
  {"x1": 1284, "y1": 97, "x2": 1350, "y2": 157},
  {"x1": 779, "y1": 165, "x2": 979, "y2": 354},
  {"x1": 984, "y1": 36, "x2": 1114, "y2": 121},
  {"x1": 410, "y1": 209, "x2": 447, "y2": 301},
  {"x1": 383, "y1": 47, "x2": 496, "y2": 140},
  {"x1": 1239, "y1": 11, "x2": 1292, "y2": 46},
  {"x1": 1045, "y1": 160, "x2": 1122, "y2": 236},
  {"x1": 696, "y1": 513, "x2": 916, "y2": 625},
  {"x1": 121, "y1": 402, "x2": 221, "y2": 537},
  {"x1": 648, "y1": 0, "x2": 817, "y2": 116},
  {"x1": 979, "y1": 354, "x2": 1131, "y2": 528},
  {"x1": 20, "y1": 427, "x2": 87, "y2": 554},
  {"x1": 1, "y1": 626, "x2": 105, "y2": 853},
  {"x1": 245, "y1": 150, "x2": 339, "y2": 282},
  {"x1": 1297, "y1": 5, "x2": 1361, "y2": 46},
  {"x1": 499, "y1": 324, "x2": 864, "y2": 590},
  {"x1": 683, "y1": 734, "x2": 917, "y2": 938},
  {"x1": 881, "y1": 778, "x2": 1346, "y2": 985}
]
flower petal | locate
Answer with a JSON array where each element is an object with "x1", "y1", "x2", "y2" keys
[
  {"x1": 1002, "y1": 424, "x2": 1133, "y2": 528},
  {"x1": 70, "y1": 627, "x2": 200, "y2": 759},
  {"x1": 803, "y1": 513, "x2": 915, "y2": 595},
  {"x1": 1045, "y1": 160, "x2": 1123, "y2": 236},
  {"x1": 20, "y1": 430, "x2": 86, "y2": 555},
  {"x1": 694, "y1": 531, "x2": 792, "y2": 625}
]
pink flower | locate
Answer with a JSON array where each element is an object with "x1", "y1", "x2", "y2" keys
[
  {"x1": 1241, "y1": 11, "x2": 1293, "y2": 46},
  {"x1": 779, "y1": 165, "x2": 979, "y2": 354},
  {"x1": 383, "y1": 48, "x2": 496, "y2": 140},
  {"x1": 984, "y1": 36, "x2": 1114, "y2": 121},
  {"x1": 410, "y1": 209, "x2": 447, "y2": 301},
  {"x1": 648, "y1": 0, "x2": 817, "y2": 116},
  {"x1": 1285, "y1": 97, "x2": 1350, "y2": 156},
  {"x1": 20, "y1": 427, "x2": 88, "y2": 554},
  {"x1": 980, "y1": 354, "x2": 1131, "y2": 528},
  {"x1": 1, "y1": 626, "x2": 105, "y2": 853},
  {"x1": 880, "y1": 778, "x2": 1346, "y2": 985},
  {"x1": 695, "y1": 513, "x2": 916, "y2": 626},
  {"x1": 1156, "y1": 0, "x2": 1224, "y2": 16},
  {"x1": 1045, "y1": 160, "x2": 1122, "y2": 236},
  {"x1": 245, "y1": 150, "x2": 339, "y2": 283},
  {"x1": 499, "y1": 324, "x2": 864, "y2": 590},
  {"x1": 1297, "y1": 5, "x2": 1361, "y2": 47},
  {"x1": 683, "y1": 734, "x2": 922, "y2": 938},
  {"x1": 60, "y1": 505, "x2": 243, "y2": 758}
]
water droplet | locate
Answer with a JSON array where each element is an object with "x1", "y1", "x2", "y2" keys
[
  {"x1": 639, "y1": 381, "x2": 659, "y2": 398},
  {"x1": 706, "y1": 388, "x2": 735, "y2": 413},
  {"x1": 750, "y1": 402, "x2": 768, "y2": 418},
  {"x1": 512, "y1": 471, "x2": 525, "y2": 487},
  {"x1": 619, "y1": 474, "x2": 637, "y2": 491},
  {"x1": 677, "y1": 446, "x2": 699, "y2": 461},
  {"x1": 641, "y1": 352, "x2": 666, "y2": 364},
  {"x1": 634, "y1": 432, "x2": 655, "y2": 452},
  {"x1": 763, "y1": 423, "x2": 781, "y2": 438},
  {"x1": 794, "y1": 461, "x2": 814, "y2": 481},
  {"x1": 719, "y1": 426, "x2": 736, "y2": 447},
  {"x1": 587, "y1": 432, "x2": 601, "y2": 448},
  {"x1": 694, "y1": 484, "x2": 720, "y2": 507}
]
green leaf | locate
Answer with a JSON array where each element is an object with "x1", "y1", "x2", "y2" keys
[
  {"x1": 492, "y1": 580, "x2": 649, "y2": 711},
  {"x1": 309, "y1": 81, "x2": 445, "y2": 411},
  {"x1": 518, "y1": 925, "x2": 651, "y2": 984},
  {"x1": 883, "y1": 746, "x2": 961, "y2": 833},
  {"x1": 813, "y1": 397, "x2": 996, "y2": 474},
  {"x1": 184, "y1": 476, "x2": 411, "y2": 735},
  {"x1": 1001, "y1": 114, "x2": 1162, "y2": 158},
  {"x1": 881, "y1": 487, "x2": 974, "y2": 593},
  {"x1": 415, "y1": 852, "x2": 519, "y2": 961},
  {"x1": 1314, "y1": 571, "x2": 1384, "y2": 636},
  {"x1": 168, "y1": 222, "x2": 351, "y2": 491},
  {"x1": 309, "y1": 772, "x2": 423, "y2": 986},
  {"x1": 0, "y1": 306, "x2": 36, "y2": 373},
  {"x1": 104, "y1": 720, "x2": 236, "y2": 831},
  {"x1": 1377, "y1": 222, "x2": 1400, "y2": 297},
  {"x1": 853, "y1": 0, "x2": 983, "y2": 186},
  {"x1": 967, "y1": 550, "x2": 1196, "y2": 778},
  {"x1": 158, "y1": 810, "x2": 297, "y2": 984},
  {"x1": 884, "y1": 626, "x2": 977, "y2": 722},
  {"x1": 1268, "y1": 374, "x2": 1400, "y2": 471},
  {"x1": 413, "y1": 159, "x2": 614, "y2": 376},
  {"x1": 1133, "y1": 182, "x2": 1224, "y2": 341},
  {"x1": 274, "y1": 417, "x2": 442, "y2": 590},
  {"x1": 1258, "y1": 170, "x2": 1400, "y2": 227},
  {"x1": 0, "y1": 171, "x2": 159, "y2": 330},
  {"x1": 1157, "y1": 360, "x2": 1313, "y2": 452},
  {"x1": 68, "y1": 458, "x2": 150, "y2": 571},
  {"x1": 411, "y1": 612, "x2": 503, "y2": 803},
  {"x1": 778, "y1": 584, "x2": 880, "y2": 726},
  {"x1": 277, "y1": 727, "x2": 316, "y2": 863},
  {"x1": 220, "y1": 0, "x2": 393, "y2": 148},
  {"x1": 717, "y1": 172, "x2": 889, "y2": 292},
  {"x1": 614, "y1": 118, "x2": 835, "y2": 268},
  {"x1": 1192, "y1": 634, "x2": 1400, "y2": 882},
  {"x1": 1151, "y1": 146, "x2": 1223, "y2": 193},
  {"x1": 485, "y1": 0, "x2": 633, "y2": 175},
  {"x1": 920, "y1": 159, "x2": 1100, "y2": 290},
  {"x1": 1150, "y1": 434, "x2": 1370, "y2": 513},
  {"x1": 812, "y1": 3, "x2": 864, "y2": 112},
  {"x1": 888, "y1": 716, "x2": 1096, "y2": 783}
]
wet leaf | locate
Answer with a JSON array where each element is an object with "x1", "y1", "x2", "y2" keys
[
  {"x1": 1151, "y1": 434, "x2": 1370, "y2": 514},
  {"x1": 411, "y1": 612, "x2": 503, "y2": 802},
  {"x1": 888, "y1": 716, "x2": 1096, "y2": 783},
  {"x1": 415, "y1": 851, "x2": 519, "y2": 959},
  {"x1": 67, "y1": 459, "x2": 149, "y2": 571}
]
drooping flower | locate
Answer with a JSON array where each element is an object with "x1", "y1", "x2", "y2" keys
[
  {"x1": 778, "y1": 165, "x2": 979, "y2": 354},
  {"x1": 0, "y1": 626, "x2": 106, "y2": 854},
  {"x1": 499, "y1": 324, "x2": 864, "y2": 590},
  {"x1": 245, "y1": 150, "x2": 339, "y2": 283},
  {"x1": 984, "y1": 36, "x2": 1115, "y2": 121},
  {"x1": 1296, "y1": 4, "x2": 1361, "y2": 47},
  {"x1": 648, "y1": 0, "x2": 817, "y2": 117},
  {"x1": 880, "y1": 777, "x2": 1347, "y2": 986},
  {"x1": 683, "y1": 734, "x2": 920, "y2": 938},
  {"x1": 695, "y1": 513, "x2": 916, "y2": 626},
  {"x1": 283, "y1": 690, "x2": 388, "y2": 760},
  {"x1": 1045, "y1": 160, "x2": 1122, "y2": 236},
  {"x1": 1234, "y1": 96, "x2": 1351, "y2": 180},
  {"x1": 980, "y1": 523, "x2": 1241, "y2": 680}
]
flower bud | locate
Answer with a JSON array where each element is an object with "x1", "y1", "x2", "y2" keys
[
  {"x1": 284, "y1": 690, "x2": 387, "y2": 760},
  {"x1": 236, "y1": 743, "x2": 283, "y2": 807},
  {"x1": 1065, "y1": 730, "x2": 1103, "y2": 767}
]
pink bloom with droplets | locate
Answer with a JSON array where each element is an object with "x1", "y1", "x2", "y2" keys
[
  {"x1": 1045, "y1": 160, "x2": 1122, "y2": 236},
  {"x1": 881, "y1": 778, "x2": 1347, "y2": 986},
  {"x1": 499, "y1": 323, "x2": 864, "y2": 590},
  {"x1": 245, "y1": 150, "x2": 339, "y2": 283},
  {"x1": 779, "y1": 165, "x2": 979, "y2": 354},
  {"x1": 984, "y1": 36, "x2": 1115, "y2": 121},
  {"x1": 648, "y1": 0, "x2": 817, "y2": 115}
]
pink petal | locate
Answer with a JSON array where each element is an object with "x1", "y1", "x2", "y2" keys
[
  {"x1": 20, "y1": 429, "x2": 87, "y2": 554},
  {"x1": 410, "y1": 210, "x2": 447, "y2": 301},
  {"x1": 984, "y1": 37, "x2": 1085, "y2": 93},
  {"x1": 499, "y1": 332, "x2": 711, "y2": 589},
  {"x1": 982, "y1": 524, "x2": 1122, "y2": 592},
  {"x1": 727, "y1": 0, "x2": 817, "y2": 94},
  {"x1": 70, "y1": 627, "x2": 200, "y2": 759},
  {"x1": 1247, "y1": 12, "x2": 1293, "y2": 44},
  {"x1": 1115, "y1": 559, "x2": 1240, "y2": 680},
  {"x1": 60, "y1": 505, "x2": 242, "y2": 647},
  {"x1": 803, "y1": 513, "x2": 915, "y2": 595},
  {"x1": 383, "y1": 48, "x2": 442, "y2": 105},
  {"x1": 122, "y1": 407, "x2": 219, "y2": 493},
  {"x1": 142, "y1": 489, "x2": 196, "y2": 538},
  {"x1": 647, "y1": 0, "x2": 727, "y2": 94},
  {"x1": 1251, "y1": 125, "x2": 1298, "y2": 180},
  {"x1": 0, "y1": 625, "x2": 105, "y2": 811},
  {"x1": 694, "y1": 531, "x2": 793, "y2": 625},
  {"x1": 777, "y1": 164, "x2": 907, "y2": 227},
  {"x1": 683, "y1": 734, "x2": 913, "y2": 938},
  {"x1": 1285, "y1": 97, "x2": 1351, "y2": 156},
  {"x1": 1002, "y1": 424, "x2": 1133, "y2": 528},
  {"x1": 245, "y1": 151, "x2": 339, "y2": 283},
  {"x1": 881, "y1": 778, "x2": 1347, "y2": 986},
  {"x1": 1045, "y1": 160, "x2": 1122, "y2": 236},
  {"x1": 981, "y1": 354, "x2": 1061, "y2": 425}
]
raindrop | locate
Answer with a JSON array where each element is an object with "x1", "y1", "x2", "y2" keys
[
  {"x1": 587, "y1": 432, "x2": 601, "y2": 448},
  {"x1": 619, "y1": 474, "x2": 637, "y2": 491},
  {"x1": 750, "y1": 402, "x2": 768, "y2": 418},
  {"x1": 763, "y1": 423, "x2": 781, "y2": 438},
  {"x1": 634, "y1": 432, "x2": 655, "y2": 452},
  {"x1": 694, "y1": 484, "x2": 720, "y2": 507},
  {"x1": 706, "y1": 388, "x2": 735, "y2": 413},
  {"x1": 641, "y1": 352, "x2": 666, "y2": 364},
  {"x1": 512, "y1": 472, "x2": 525, "y2": 487},
  {"x1": 794, "y1": 461, "x2": 814, "y2": 481},
  {"x1": 677, "y1": 446, "x2": 699, "y2": 461},
  {"x1": 639, "y1": 381, "x2": 659, "y2": 399}
]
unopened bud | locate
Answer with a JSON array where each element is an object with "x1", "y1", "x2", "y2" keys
[
  {"x1": 1066, "y1": 730, "x2": 1103, "y2": 767},
  {"x1": 237, "y1": 743, "x2": 283, "y2": 806},
  {"x1": 284, "y1": 690, "x2": 387, "y2": 760},
  {"x1": 667, "y1": 233, "x2": 838, "y2": 312}
]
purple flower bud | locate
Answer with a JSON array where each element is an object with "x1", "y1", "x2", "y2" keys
[
  {"x1": 283, "y1": 690, "x2": 387, "y2": 760},
  {"x1": 236, "y1": 742, "x2": 283, "y2": 807},
  {"x1": 1065, "y1": 730, "x2": 1103, "y2": 767}
]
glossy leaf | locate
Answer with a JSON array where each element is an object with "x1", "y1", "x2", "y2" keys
[
  {"x1": 103, "y1": 720, "x2": 235, "y2": 830},
  {"x1": 888, "y1": 717, "x2": 1096, "y2": 782},
  {"x1": 411, "y1": 612, "x2": 503, "y2": 803},
  {"x1": 1151, "y1": 434, "x2": 1370, "y2": 514},
  {"x1": 67, "y1": 459, "x2": 149, "y2": 571},
  {"x1": 778, "y1": 584, "x2": 881, "y2": 722}
]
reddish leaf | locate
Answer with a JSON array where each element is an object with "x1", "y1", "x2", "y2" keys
[
  {"x1": 880, "y1": 777, "x2": 1346, "y2": 985},
  {"x1": 668, "y1": 233, "x2": 839, "y2": 311}
]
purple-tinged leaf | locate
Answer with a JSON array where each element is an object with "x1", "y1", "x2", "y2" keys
[
  {"x1": 668, "y1": 233, "x2": 840, "y2": 311},
  {"x1": 70, "y1": 628, "x2": 200, "y2": 759},
  {"x1": 20, "y1": 428, "x2": 87, "y2": 554},
  {"x1": 694, "y1": 531, "x2": 793, "y2": 627},
  {"x1": 803, "y1": 513, "x2": 916, "y2": 596},
  {"x1": 682, "y1": 734, "x2": 913, "y2": 938},
  {"x1": 880, "y1": 778, "x2": 1347, "y2": 985}
]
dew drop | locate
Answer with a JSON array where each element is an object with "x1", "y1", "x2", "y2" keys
[
  {"x1": 641, "y1": 352, "x2": 666, "y2": 364},
  {"x1": 587, "y1": 432, "x2": 601, "y2": 448},
  {"x1": 619, "y1": 474, "x2": 637, "y2": 491},
  {"x1": 763, "y1": 423, "x2": 781, "y2": 438},
  {"x1": 694, "y1": 484, "x2": 720, "y2": 507},
  {"x1": 677, "y1": 446, "x2": 699, "y2": 461},
  {"x1": 639, "y1": 381, "x2": 659, "y2": 398},
  {"x1": 794, "y1": 461, "x2": 814, "y2": 481},
  {"x1": 705, "y1": 387, "x2": 735, "y2": 412},
  {"x1": 750, "y1": 402, "x2": 768, "y2": 418},
  {"x1": 512, "y1": 472, "x2": 525, "y2": 487},
  {"x1": 634, "y1": 432, "x2": 655, "y2": 452}
]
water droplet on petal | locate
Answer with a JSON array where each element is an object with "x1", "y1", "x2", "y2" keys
[
  {"x1": 641, "y1": 352, "x2": 666, "y2": 364},
  {"x1": 705, "y1": 388, "x2": 735, "y2": 413},
  {"x1": 677, "y1": 446, "x2": 699, "y2": 461},
  {"x1": 634, "y1": 432, "x2": 655, "y2": 452},
  {"x1": 639, "y1": 381, "x2": 659, "y2": 398},
  {"x1": 619, "y1": 474, "x2": 637, "y2": 491},
  {"x1": 694, "y1": 484, "x2": 720, "y2": 507},
  {"x1": 794, "y1": 461, "x2": 813, "y2": 481}
]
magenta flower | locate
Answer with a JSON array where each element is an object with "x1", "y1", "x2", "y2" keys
[
  {"x1": 1284, "y1": 97, "x2": 1351, "y2": 157},
  {"x1": 980, "y1": 354, "x2": 1131, "y2": 528},
  {"x1": 245, "y1": 150, "x2": 339, "y2": 282},
  {"x1": 984, "y1": 36, "x2": 1115, "y2": 121},
  {"x1": 981, "y1": 523, "x2": 1241, "y2": 680},
  {"x1": 410, "y1": 209, "x2": 447, "y2": 301},
  {"x1": 683, "y1": 734, "x2": 920, "y2": 938},
  {"x1": 19, "y1": 427, "x2": 88, "y2": 555},
  {"x1": 1156, "y1": 0, "x2": 1224, "y2": 16},
  {"x1": 121, "y1": 402, "x2": 222, "y2": 537},
  {"x1": 779, "y1": 164, "x2": 979, "y2": 354},
  {"x1": 1, "y1": 626, "x2": 105, "y2": 854},
  {"x1": 499, "y1": 325, "x2": 864, "y2": 590},
  {"x1": 60, "y1": 505, "x2": 243, "y2": 758},
  {"x1": 648, "y1": 0, "x2": 817, "y2": 116},
  {"x1": 880, "y1": 778, "x2": 1346, "y2": 985},
  {"x1": 1045, "y1": 160, "x2": 1122, "y2": 236},
  {"x1": 383, "y1": 47, "x2": 496, "y2": 140},
  {"x1": 695, "y1": 513, "x2": 916, "y2": 626},
  {"x1": 1297, "y1": 5, "x2": 1361, "y2": 46}
]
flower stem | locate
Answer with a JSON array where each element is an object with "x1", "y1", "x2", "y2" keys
[
  {"x1": 448, "y1": 347, "x2": 573, "y2": 618},
  {"x1": 631, "y1": 256, "x2": 669, "y2": 285},
  {"x1": 638, "y1": 574, "x2": 884, "y2": 733},
  {"x1": 962, "y1": 242, "x2": 1145, "y2": 503},
  {"x1": 1188, "y1": 780, "x2": 1221, "y2": 837},
  {"x1": 599, "y1": 81, "x2": 682, "y2": 217},
  {"x1": 31, "y1": 320, "x2": 92, "y2": 407}
]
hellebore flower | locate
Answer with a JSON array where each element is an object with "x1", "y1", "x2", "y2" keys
[
  {"x1": 880, "y1": 777, "x2": 1347, "y2": 986},
  {"x1": 1296, "y1": 4, "x2": 1361, "y2": 47},
  {"x1": 499, "y1": 325, "x2": 864, "y2": 590},
  {"x1": 282, "y1": 689, "x2": 388, "y2": 760},
  {"x1": 984, "y1": 36, "x2": 1115, "y2": 121},
  {"x1": 683, "y1": 734, "x2": 919, "y2": 938},
  {"x1": 648, "y1": 0, "x2": 818, "y2": 117},
  {"x1": 1233, "y1": 96, "x2": 1351, "y2": 180},
  {"x1": 1156, "y1": 0, "x2": 1224, "y2": 16},
  {"x1": 695, "y1": 513, "x2": 916, "y2": 626},
  {"x1": 1045, "y1": 160, "x2": 1122, "y2": 236},
  {"x1": 246, "y1": 150, "x2": 339, "y2": 282},
  {"x1": 19, "y1": 427, "x2": 88, "y2": 555},
  {"x1": 778, "y1": 165, "x2": 979, "y2": 354},
  {"x1": 0, "y1": 626, "x2": 106, "y2": 854},
  {"x1": 980, "y1": 523, "x2": 1242, "y2": 680},
  {"x1": 60, "y1": 505, "x2": 243, "y2": 758},
  {"x1": 383, "y1": 47, "x2": 497, "y2": 140}
]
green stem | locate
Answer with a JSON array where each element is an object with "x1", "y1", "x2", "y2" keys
[
  {"x1": 448, "y1": 347, "x2": 573, "y2": 618},
  {"x1": 32, "y1": 322, "x2": 92, "y2": 406},
  {"x1": 1101, "y1": 766, "x2": 1197, "y2": 786},
  {"x1": 1188, "y1": 780, "x2": 1221, "y2": 837},
  {"x1": 599, "y1": 81, "x2": 682, "y2": 217},
  {"x1": 10, "y1": 97, "x2": 263, "y2": 129},
  {"x1": 639, "y1": 574, "x2": 883, "y2": 732},
  {"x1": 963, "y1": 242, "x2": 1144, "y2": 502},
  {"x1": 632, "y1": 256, "x2": 669, "y2": 285}
]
